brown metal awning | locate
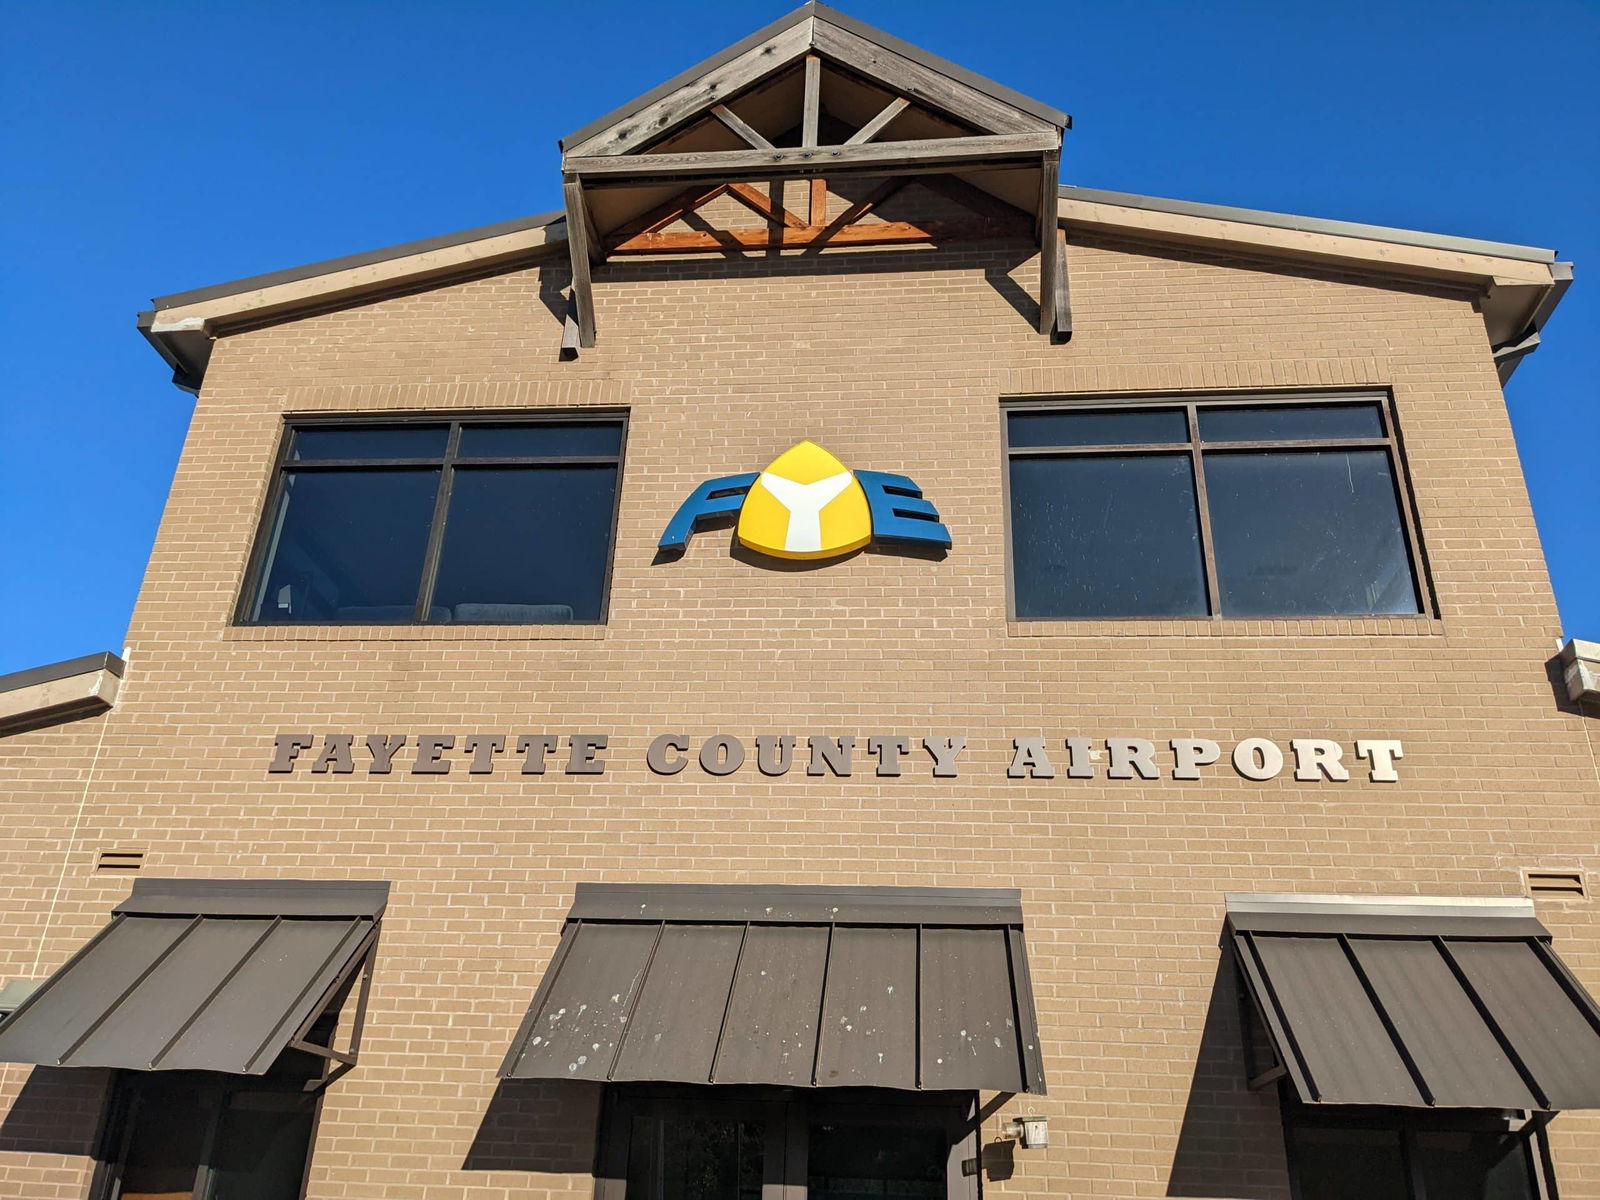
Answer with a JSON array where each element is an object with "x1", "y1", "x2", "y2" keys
[
  {"x1": 0, "y1": 878, "x2": 388, "y2": 1077},
  {"x1": 1226, "y1": 894, "x2": 1600, "y2": 1111},
  {"x1": 500, "y1": 884, "x2": 1046, "y2": 1093}
]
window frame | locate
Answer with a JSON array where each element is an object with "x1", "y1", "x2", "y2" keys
[
  {"x1": 1279, "y1": 1093, "x2": 1558, "y2": 1200},
  {"x1": 999, "y1": 391, "x2": 1435, "y2": 622},
  {"x1": 235, "y1": 409, "x2": 629, "y2": 627},
  {"x1": 89, "y1": 1069, "x2": 325, "y2": 1200},
  {"x1": 592, "y1": 1084, "x2": 980, "y2": 1200}
]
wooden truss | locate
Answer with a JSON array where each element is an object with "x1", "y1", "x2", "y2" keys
[
  {"x1": 558, "y1": 6, "x2": 1071, "y2": 352},
  {"x1": 601, "y1": 173, "x2": 1033, "y2": 256}
]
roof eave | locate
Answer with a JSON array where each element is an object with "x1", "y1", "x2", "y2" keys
[
  {"x1": 134, "y1": 186, "x2": 1572, "y2": 394},
  {"x1": 140, "y1": 212, "x2": 568, "y2": 393},
  {"x1": 1060, "y1": 186, "x2": 1572, "y2": 380}
]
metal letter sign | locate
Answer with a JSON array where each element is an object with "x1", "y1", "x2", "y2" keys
[{"x1": 659, "y1": 441, "x2": 951, "y2": 560}]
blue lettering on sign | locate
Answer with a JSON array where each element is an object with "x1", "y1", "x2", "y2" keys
[
  {"x1": 855, "y1": 470, "x2": 952, "y2": 549},
  {"x1": 658, "y1": 472, "x2": 759, "y2": 552},
  {"x1": 659, "y1": 452, "x2": 950, "y2": 557}
]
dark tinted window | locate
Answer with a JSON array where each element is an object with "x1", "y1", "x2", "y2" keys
[
  {"x1": 1198, "y1": 403, "x2": 1384, "y2": 442},
  {"x1": 1288, "y1": 1121, "x2": 1546, "y2": 1200},
  {"x1": 808, "y1": 1120, "x2": 945, "y2": 1200},
  {"x1": 1008, "y1": 407, "x2": 1187, "y2": 448},
  {"x1": 432, "y1": 466, "x2": 619, "y2": 622},
  {"x1": 1005, "y1": 398, "x2": 1424, "y2": 620},
  {"x1": 458, "y1": 422, "x2": 623, "y2": 458},
  {"x1": 118, "y1": 1077, "x2": 212, "y2": 1199},
  {"x1": 251, "y1": 469, "x2": 440, "y2": 622},
  {"x1": 1293, "y1": 1127, "x2": 1408, "y2": 1200},
  {"x1": 1205, "y1": 451, "x2": 1420, "y2": 616},
  {"x1": 107, "y1": 1077, "x2": 321, "y2": 1200},
  {"x1": 1010, "y1": 454, "x2": 1207, "y2": 618},
  {"x1": 209, "y1": 1091, "x2": 319, "y2": 1200},
  {"x1": 290, "y1": 425, "x2": 449, "y2": 460},
  {"x1": 626, "y1": 1115, "x2": 764, "y2": 1200},
  {"x1": 244, "y1": 417, "x2": 624, "y2": 625},
  {"x1": 1414, "y1": 1131, "x2": 1537, "y2": 1200}
]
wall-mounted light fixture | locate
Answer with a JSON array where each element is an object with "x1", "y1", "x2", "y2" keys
[{"x1": 1005, "y1": 1117, "x2": 1049, "y2": 1149}]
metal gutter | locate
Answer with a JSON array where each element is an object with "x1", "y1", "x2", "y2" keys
[
  {"x1": 1493, "y1": 259, "x2": 1574, "y2": 382},
  {"x1": 0, "y1": 652, "x2": 125, "y2": 736},
  {"x1": 136, "y1": 310, "x2": 206, "y2": 395},
  {"x1": 1061, "y1": 184, "x2": 1558, "y2": 264},
  {"x1": 0, "y1": 652, "x2": 125, "y2": 695},
  {"x1": 559, "y1": 1, "x2": 1068, "y2": 153},
  {"x1": 148, "y1": 210, "x2": 564, "y2": 312}
]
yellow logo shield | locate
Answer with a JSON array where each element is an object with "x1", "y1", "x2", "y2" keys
[{"x1": 737, "y1": 442, "x2": 873, "y2": 560}]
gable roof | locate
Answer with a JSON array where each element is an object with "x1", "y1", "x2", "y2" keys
[
  {"x1": 553, "y1": 3, "x2": 1071, "y2": 347},
  {"x1": 560, "y1": 2, "x2": 1068, "y2": 155},
  {"x1": 134, "y1": 4, "x2": 1570, "y2": 390}
]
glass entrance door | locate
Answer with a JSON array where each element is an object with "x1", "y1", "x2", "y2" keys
[
  {"x1": 620, "y1": 1096, "x2": 788, "y2": 1200},
  {"x1": 101, "y1": 1074, "x2": 320, "y2": 1200},
  {"x1": 596, "y1": 1087, "x2": 975, "y2": 1200}
]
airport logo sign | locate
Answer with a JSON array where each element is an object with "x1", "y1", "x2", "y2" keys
[{"x1": 658, "y1": 441, "x2": 951, "y2": 561}]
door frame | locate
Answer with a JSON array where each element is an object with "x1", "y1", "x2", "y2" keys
[
  {"x1": 593, "y1": 1083, "x2": 980, "y2": 1200},
  {"x1": 90, "y1": 1070, "x2": 325, "y2": 1200}
]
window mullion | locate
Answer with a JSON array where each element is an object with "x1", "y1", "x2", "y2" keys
[
  {"x1": 414, "y1": 423, "x2": 464, "y2": 623},
  {"x1": 783, "y1": 1099, "x2": 807, "y2": 1200},
  {"x1": 1401, "y1": 1126, "x2": 1428, "y2": 1200},
  {"x1": 1187, "y1": 404, "x2": 1223, "y2": 618},
  {"x1": 192, "y1": 1082, "x2": 226, "y2": 1200}
]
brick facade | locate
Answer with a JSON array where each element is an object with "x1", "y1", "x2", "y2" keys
[{"x1": 2, "y1": 198, "x2": 1596, "y2": 1199}]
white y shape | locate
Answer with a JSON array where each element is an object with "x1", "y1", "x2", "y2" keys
[{"x1": 758, "y1": 471, "x2": 854, "y2": 552}]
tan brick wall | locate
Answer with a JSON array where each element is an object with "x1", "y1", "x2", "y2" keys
[{"x1": 2, "y1": 213, "x2": 1596, "y2": 1200}]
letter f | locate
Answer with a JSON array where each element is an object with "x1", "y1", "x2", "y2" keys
[{"x1": 658, "y1": 473, "x2": 759, "y2": 552}]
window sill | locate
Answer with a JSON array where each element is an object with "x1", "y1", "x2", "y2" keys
[
  {"x1": 224, "y1": 623, "x2": 607, "y2": 642},
  {"x1": 1007, "y1": 615, "x2": 1444, "y2": 638}
]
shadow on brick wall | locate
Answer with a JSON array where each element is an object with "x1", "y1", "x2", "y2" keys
[
  {"x1": 1165, "y1": 962, "x2": 1290, "y2": 1198},
  {"x1": 463, "y1": 1079, "x2": 603, "y2": 1173},
  {"x1": 0, "y1": 1065, "x2": 109, "y2": 1156}
]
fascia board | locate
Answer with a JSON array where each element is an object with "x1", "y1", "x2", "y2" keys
[
  {"x1": 1058, "y1": 192, "x2": 1559, "y2": 289},
  {"x1": 149, "y1": 219, "x2": 568, "y2": 332}
]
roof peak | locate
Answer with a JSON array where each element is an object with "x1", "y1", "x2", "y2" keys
[{"x1": 559, "y1": 2, "x2": 1067, "y2": 155}]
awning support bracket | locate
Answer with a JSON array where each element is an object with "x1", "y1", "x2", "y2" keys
[
  {"x1": 1232, "y1": 933, "x2": 1320, "y2": 1100},
  {"x1": 1231, "y1": 949, "x2": 1286, "y2": 1089},
  {"x1": 286, "y1": 924, "x2": 382, "y2": 1092}
]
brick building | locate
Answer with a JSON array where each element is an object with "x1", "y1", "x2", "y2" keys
[{"x1": 2, "y1": 6, "x2": 1597, "y2": 1199}]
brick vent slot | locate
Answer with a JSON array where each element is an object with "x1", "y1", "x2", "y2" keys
[
  {"x1": 95, "y1": 849, "x2": 145, "y2": 873},
  {"x1": 1524, "y1": 869, "x2": 1587, "y2": 898}
]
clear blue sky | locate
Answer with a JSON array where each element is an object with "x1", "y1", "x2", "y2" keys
[{"x1": 2, "y1": 0, "x2": 1595, "y2": 675}]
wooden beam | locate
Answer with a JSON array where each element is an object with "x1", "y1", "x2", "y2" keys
[
  {"x1": 1035, "y1": 150, "x2": 1060, "y2": 336},
  {"x1": 809, "y1": 178, "x2": 828, "y2": 225},
  {"x1": 845, "y1": 96, "x2": 910, "y2": 145},
  {"x1": 727, "y1": 181, "x2": 807, "y2": 228},
  {"x1": 711, "y1": 104, "x2": 774, "y2": 150},
  {"x1": 826, "y1": 176, "x2": 908, "y2": 231},
  {"x1": 1052, "y1": 226, "x2": 1073, "y2": 341},
  {"x1": 601, "y1": 184, "x2": 730, "y2": 246},
  {"x1": 802, "y1": 55, "x2": 821, "y2": 148},
  {"x1": 564, "y1": 21, "x2": 813, "y2": 158},
  {"x1": 610, "y1": 219, "x2": 1018, "y2": 254},
  {"x1": 569, "y1": 131, "x2": 1060, "y2": 185},
  {"x1": 560, "y1": 292, "x2": 581, "y2": 358},
  {"x1": 811, "y1": 20, "x2": 1052, "y2": 135},
  {"x1": 576, "y1": 183, "x2": 604, "y2": 264},
  {"x1": 562, "y1": 178, "x2": 596, "y2": 348}
]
